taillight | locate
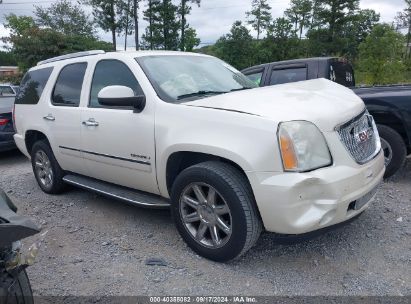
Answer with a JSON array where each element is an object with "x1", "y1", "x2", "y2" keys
[{"x1": 0, "y1": 118, "x2": 9, "y2": 126}]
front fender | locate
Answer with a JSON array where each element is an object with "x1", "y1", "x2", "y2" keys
[{"x1": 155, "y1": 103, "x2": 282, "y2": 197}]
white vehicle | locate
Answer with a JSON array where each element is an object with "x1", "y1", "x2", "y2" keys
[{"x1": 13, "y1": 51, "x2": 385, "y2": 261}]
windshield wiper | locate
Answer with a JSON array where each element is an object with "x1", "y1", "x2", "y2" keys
[{"x1": 177, "y1": 90, "x2": 228, "y2": 100}]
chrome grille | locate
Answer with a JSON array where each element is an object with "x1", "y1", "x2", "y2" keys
[{"x1": 337, "y1": 111, "x2": 380, "y2": 164}]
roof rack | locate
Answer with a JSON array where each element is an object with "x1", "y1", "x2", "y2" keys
[{"x1": 37, "y1": 50, "x2": 106, "y2": 66}]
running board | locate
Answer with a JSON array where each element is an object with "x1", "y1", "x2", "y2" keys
[{"x1": 62, "y1": 174, "x2": 171, "y2": 208}]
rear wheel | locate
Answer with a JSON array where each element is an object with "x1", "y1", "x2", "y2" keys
[
  {"x1": 31, "y1": 140, "x2": 66, "y2": 194},
  {"x1": 377, "y1": 124, "x2": 407, "y2": 178},
  {"x1": 171, "y1": 161, "x2": 262, "y2": 262}
]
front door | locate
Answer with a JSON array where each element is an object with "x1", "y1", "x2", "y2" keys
[{"x1": 80, "y1": 59, "x2": 158, "y2": 194}]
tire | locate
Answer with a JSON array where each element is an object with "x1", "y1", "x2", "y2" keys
[
  {"x1": 0, "y1": 269, "x2": 34, "y2": 304},
  {"x1": 30, "y1": 140, "x2": 66, "y2": 194},
  {"x1": 377, "y1": 124, "x2": 407, "y2": 178},
  {"x1": 171, "y1": 161, "x2": 262, "y2": 262}
]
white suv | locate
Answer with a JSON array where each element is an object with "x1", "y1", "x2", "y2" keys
[{"x1": 13, "y1": 50, "x2": 385, "y2": 261}]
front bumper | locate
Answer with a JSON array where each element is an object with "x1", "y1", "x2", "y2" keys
[{"x1": 247, "y1": 150, "x2": 385, "y2": 234}]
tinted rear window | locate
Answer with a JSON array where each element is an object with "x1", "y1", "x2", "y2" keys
[
  {"x1": 270, "y1": 67, "x2": 307, "y2": 85},
  {"x1": 52, "y1": 63, "x2": 87, "y2": 107},
  {"x1": 329, "y1": 61, "x2": 355, "y2": 87},
  {"x1": 15, "y1": 67, "x2": 53, "y2": 105}
]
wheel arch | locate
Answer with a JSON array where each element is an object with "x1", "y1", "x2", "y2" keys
[
  {"x1": 164, "y1": 150, "x2": 251, "y2": 198},
  {"x1": 367, "y1": 106, "x2": 410, "y2": 149},
  {"x1": 25, "y1": 130, "x2": 50, "y2": 154}
]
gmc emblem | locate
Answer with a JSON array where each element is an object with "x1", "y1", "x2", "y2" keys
[{"x1": 355, "y1": 128, "x2": 373, "y2": 143}]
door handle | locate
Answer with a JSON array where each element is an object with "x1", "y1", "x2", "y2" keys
[
  {"x1": 82, "y1": 118, "x2": 99, "y2": 127},
  {"x1": 43, "y1": 114, "x2": 55, "y2": 121}
]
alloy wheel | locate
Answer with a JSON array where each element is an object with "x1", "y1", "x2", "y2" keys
[
  {"x1": 179, "y1": 182, "x2": 232, "y2": 248},
  {"x1": 34, "y1": 150, "x2": 53, "y2": 188}
]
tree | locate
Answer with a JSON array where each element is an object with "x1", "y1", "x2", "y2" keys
[
  {"x1": 395, "y1": 0, "x2": 411, "y2": 58},
  {"x1": 357, "y1": 24, "x2": 405, "y2": 85},
  {"x1": 35, "y1": 0, "x2": 95, "y2": 37},
  {"x1": 342, "y1": 9, "x2": 380, "y2": 59},
  {"x1": 183, "y1": 27, "x2": 200, "y2": 51},
  {"x1": 133, "y1": 0, "x2": 140, "y2": 50},
  {"x1": 0, "y1": 51, "x2": 17, "y2": 66},
  {"x1": 3, "y1": 14, "x2": 36, "y2": 36},
  {"x1": 316, "y1": 0, "x2": 359, "y2": 42},
  {"x1": 142, "y1": 0, "x2": 180, "y2": 50},
  {"x1": 3, "y1": 14, "x2": 112, "y2": 71},
  {"x1": 84, "y1": 0, "x2": 128, "y2": 50},
  {"x1": 246, "y1": 0, "x2": 272, "y2": 40},
  {"x1": 266, "y1": 17, "x2": 299, "y2": 60},
  {"x1": 143, "y1": 0, "x2": 156, "y2": 50},
  {"x1": 179, "y1": 0, "x2": 200, "y2": 51},
  {"x1": 307, "y1": 0, "x2": 360, "y2": 55},
  {"x1": 284, "y1": 0, "x2": 312, "y2": 39},
  {"x1": 122, "y1": 0, "x2": 135, "y2": 50},
  {"x1": 214, "y1": 21, "x2": 255, "y2": 70}
]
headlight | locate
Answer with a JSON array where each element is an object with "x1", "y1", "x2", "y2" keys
[{"x1": 278, "y1": 121, "x2": 332, "y2": 172}]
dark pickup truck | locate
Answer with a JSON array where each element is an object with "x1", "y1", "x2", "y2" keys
[{"x1": 242, "y1": 58, "x2": 411, "y2": 178}]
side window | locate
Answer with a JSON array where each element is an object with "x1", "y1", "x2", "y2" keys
[
  {"x1": 89, "y1": 60, "x2": 142, "y2": 108},
  {"x1": 15, "y1": 67, "x2": 53, "y2": 105},
  {"x1": 270, "y1": 67, "x2": 307, "y2": 85},
  {"x1": 245, "y1": 71, "x2": 264, "y2": 86},
  {"x1": 52, "y1": 63, "x2": 87, "y2": 107}
]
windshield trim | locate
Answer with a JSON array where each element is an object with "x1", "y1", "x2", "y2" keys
[{"x1": 135, "y1": 55, "x2": 255, "y2": 103}]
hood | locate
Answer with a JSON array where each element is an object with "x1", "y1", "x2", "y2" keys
[{"x1": 184, "y1": 79, "x2": 365, "y2": 131}]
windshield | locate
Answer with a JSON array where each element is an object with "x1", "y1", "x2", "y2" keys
[{"x1": 136, "y1": 55, "x2": 257, "y2": 102}]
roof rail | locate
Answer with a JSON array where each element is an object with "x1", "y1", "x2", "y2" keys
[{"x1": 37, "y1": 50, "x2": 106, "y2": 66}]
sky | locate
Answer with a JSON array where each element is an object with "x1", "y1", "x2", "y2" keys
[{"x1": 0, "y1": 0, "x2": 407, "y2": 51}]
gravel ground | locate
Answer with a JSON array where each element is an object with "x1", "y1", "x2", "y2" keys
[{"x1": 0, "y1": 150, "x2": 410, "y2": 297}]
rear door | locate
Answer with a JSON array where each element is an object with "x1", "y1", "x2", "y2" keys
[{"x1": 42, "y1": 62, "x2": 89, "y2": 175}]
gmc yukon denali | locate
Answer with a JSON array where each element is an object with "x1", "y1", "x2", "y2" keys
[
  {"x1": 242, "y1": 57, "x2": 411, "y2": 178},
  {"x1": 13, "y1": 51, "x2": 385, "y2": 261}
]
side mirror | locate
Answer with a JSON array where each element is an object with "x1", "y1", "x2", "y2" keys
[{"x1": 98, "y1": 85, "x2": 146, "y2": 113}]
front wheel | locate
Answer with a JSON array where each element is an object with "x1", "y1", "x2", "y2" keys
[
  {"x1": 377, "y1": 125, "x2": 407, "y2": 178},
  {"x1": 171, "y1": 161, "x2": 262, "y2": 262}
]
